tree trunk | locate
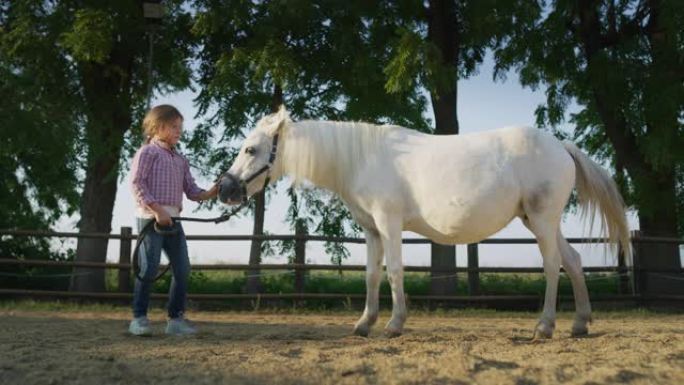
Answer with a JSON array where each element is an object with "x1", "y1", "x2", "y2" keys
[
  {"x1": 246, "y1": 189, "x2": 266, "y2": 294},
  {"x1": 576, "y1": 0, "x2": 681, "y2": 295},
  {"x1": 427, "y1": 0, "x2": 459, "y2": 296},
  {"x1": 246, "y1": 85, "x2": 284, "y2": 294},
  {"x1": 70, "y1": 115, "x2": 130, "y2": 292},
  {"x1": 636, "y1": 0, "x2": 683, "y2": 293},
  {"x1": 70, "y1": 55, "x2": 133, "y2": 292},
  {"x1": 637, "y1": 171, "x2": 682, "y2": 294}
]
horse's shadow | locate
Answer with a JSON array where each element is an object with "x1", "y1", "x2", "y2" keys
[
  {"x1": 509, "y1": 331, "x2": 608, "y2": 345},
  {"x1": 124, "y1": 319, "x2": 355, "y2": 343}
]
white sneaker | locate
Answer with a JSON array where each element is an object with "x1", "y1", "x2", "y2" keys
[
  {"x1": 166, "y1": 317, "x2": 197, "y2": 335},
  {"x1": 129, "y1": 316, "x2": 152, "y2": 336}
]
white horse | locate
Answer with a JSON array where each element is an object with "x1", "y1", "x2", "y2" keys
[{"x1": 218, "y1": 106, "x2": 631, "y2": 338}]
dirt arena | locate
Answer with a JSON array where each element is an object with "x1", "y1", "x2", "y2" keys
[{"x1": 1, "y1": 307, "x2": 682, "y2": 385}]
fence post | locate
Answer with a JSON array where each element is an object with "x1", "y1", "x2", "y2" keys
[
  {"x1": 467, "y1": 243, "x2": 480, "y2": 295},
  {"x1": 430, "y1": 243, "x2": 457, "y2": 296},
  {"x1": 118, "y1": 227, "x2": 132, "y2": 293},
  {"x1": 294, "y1": 220, "x2": 307, "y2": 294},
  {"x1": 617, "y1": 239, "x2": 630, "y2": 295},
  {"x1": 630, "y1": 230, "x2": 642, "y2": 296}
]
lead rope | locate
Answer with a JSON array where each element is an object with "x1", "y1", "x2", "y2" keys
[{"x1": 133, "y1": 201, "x2": 251, "y2": 283}]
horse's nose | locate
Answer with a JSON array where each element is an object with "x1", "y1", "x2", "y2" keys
[{"x1": 218, "y1": 174, "x2": 241, "y2": 203}]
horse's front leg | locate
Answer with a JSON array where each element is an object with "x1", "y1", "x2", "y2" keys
[
  {"x1": 376, "y1": 215, "x2": 406, "y2": 338},
  {"x1": 353, "y1": 229, "x2": 384, "y2": 337}
]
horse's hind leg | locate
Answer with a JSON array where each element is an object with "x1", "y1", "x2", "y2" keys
[
  {"x1": 557, "y1": 233, "x2": 592, "y2": 336},
  {"x1": 353, "y1": 229, "x2": 384, "y2": 337},
  {"x1": 522, "y1": 216, "x2": 562, "y2": 339}
]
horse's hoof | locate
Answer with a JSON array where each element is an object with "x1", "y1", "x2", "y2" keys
[
  {"x1": 384, "y1": 328, "x2": 402, "y2": 338},
  {"x1": 571, "y1": 325, "x2": 589, "y2": 337},
  {"x1": 353, "y1": 325, "x2": 370, "y2": 337},
  {"x1": 533, "y1": 329, "x2": 553, "y2": 340},
  {"x1": 533, "y1": 322, "x2": 554, "y2": 340},
  {"x1": 571, "y1": 314, "x2": 591, "y2": 337}
]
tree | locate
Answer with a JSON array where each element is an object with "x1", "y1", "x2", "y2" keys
[
  {"x1": 191, "y1": 0, "x2": 429, "y2": 292},
  {"x1": 0, "y1": 1, "x2": 81, "y2": 287},
  {"x1": 1, "y1": 0, "x2": 195, "y2": 292},
  {"x1": 494, "y1": 0, "x2": 683, "y2": 294}
]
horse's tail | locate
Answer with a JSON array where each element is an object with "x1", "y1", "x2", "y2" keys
[{"x1": 562, "y1": 141, "x2": 631, "y2": 259}]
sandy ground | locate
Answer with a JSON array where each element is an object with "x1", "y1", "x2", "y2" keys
[{"x1": 0, "y1": 309, "x2": 682, "y2": 385}]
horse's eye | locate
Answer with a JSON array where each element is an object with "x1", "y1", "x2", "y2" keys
[{"x1": 245, "y1": 146, "x2": 256, "y2": 155}]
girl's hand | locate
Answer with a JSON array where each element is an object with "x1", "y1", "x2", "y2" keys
[
  {"x1": 202, "y1": 184, "x2": 219, "y2": 200},
  {"x1": 154, "y1": 210, "x2": 173, "y2": 227}
]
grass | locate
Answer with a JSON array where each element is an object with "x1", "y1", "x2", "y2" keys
[
  {"x1": 0, "y1": 299, "x2": 666, "y2": 320},
  {"x1": 136, "y1": 270, "x2": 623, "y2": 297},
  {"x1": 0, "y1": 299, "x2": 123, "y2": 313},
  {"x1": 5, "y1": 268, "x2": 623, "y2": 297}
]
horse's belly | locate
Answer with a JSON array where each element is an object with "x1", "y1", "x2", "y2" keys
[
  {"x1": 406, "y1": 210, "x2": 516, "y2": 244},
  {"x1": 405, "y1": 183, "x2": 522, "y2": 244}
]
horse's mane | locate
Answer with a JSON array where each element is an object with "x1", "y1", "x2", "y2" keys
[{"x1": 278, "y1": 120, "x2": 397, "y2": 194}]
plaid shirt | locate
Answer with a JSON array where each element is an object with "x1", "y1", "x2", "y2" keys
[{"x1": 130, "y1": 138, "x2": 204, "y2": 214}]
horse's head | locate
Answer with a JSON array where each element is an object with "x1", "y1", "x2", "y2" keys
[{"x1": 218, "y1": 106, "x2": 289, "y2": 205}]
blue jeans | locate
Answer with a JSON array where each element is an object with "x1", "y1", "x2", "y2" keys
[{"x1": 132, "y1": 218, "x2": 190, "y2": 319}]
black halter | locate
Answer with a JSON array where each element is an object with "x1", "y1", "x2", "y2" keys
[{"x1": 225, "y1": 133, "x2": 279, "y2": 203}]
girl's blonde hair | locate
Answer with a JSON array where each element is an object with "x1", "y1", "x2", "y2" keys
[{"x1": 142, "y1": 104, "x2": 184, "y2": 143}]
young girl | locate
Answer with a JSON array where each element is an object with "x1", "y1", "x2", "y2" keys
[{"x1": 129, "y1": 104, "x2": 217, "y2": 336}]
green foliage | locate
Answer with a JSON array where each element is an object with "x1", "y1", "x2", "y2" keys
[
  {"x1": 147, "y1": 270, "x2": 620, "y2": 298},
  {"x1": 382, "y1": 0, "x2": 539, "y2": 105},
  {"x1": 1, "y1": 1, "x2": 82, "y2": 222},
  {"x1": 59, "y1": 8, "x2": 114, "y2": 63},
  {"x1": 384, "y1": 28, "x2": 425, "y2": 94},
  {"x1": 2, "y1": 0, "x2": 196, "y2": 186},
  {"x1": 0, "y1": 246, "x2": 75, "y2": 290},
  {"x1": 0, "y1": 1, "x2": 84, "y2": 273}
]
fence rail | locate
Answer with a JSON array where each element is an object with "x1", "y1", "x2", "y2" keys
[
  {"x1": 1, "y1": 227, "x2": 683, "y2": 307},
  {"x1": 5, "y1": 288, "x2": 677, "y2": 301},
  {"x1": 2, "y1": 258, "x2": 682, "y2": 274},
  {"x1": 4, "y1": 228, "x2": 683, "y2": 244}
]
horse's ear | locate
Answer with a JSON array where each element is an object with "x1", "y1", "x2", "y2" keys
[{"x1": 268, "y1": 105, "x2": 289, "y2": 136}]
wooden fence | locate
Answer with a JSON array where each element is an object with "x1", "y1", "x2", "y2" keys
[{"x1": 1, "y1": 228, "x2": 683, "y2": 307}]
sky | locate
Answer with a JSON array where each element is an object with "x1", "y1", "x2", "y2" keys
[{"x1": 56, "y1": 53, "x2": 643, "y2": 269}]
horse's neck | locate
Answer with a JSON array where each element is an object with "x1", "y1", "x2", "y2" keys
[{"x1": 276, "y1": 120, "x2": 369, "y2": 196}]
